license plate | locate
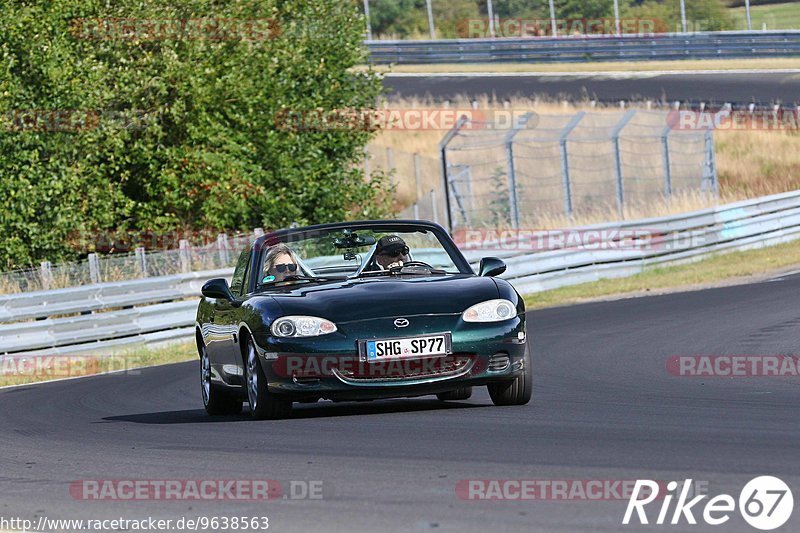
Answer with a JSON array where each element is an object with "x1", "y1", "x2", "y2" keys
[{"x1": 362, "y1": 333, "x2": 452, "y2": 361}]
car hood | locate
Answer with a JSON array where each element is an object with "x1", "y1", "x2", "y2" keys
[{"x1": 255, "y1": 274, "x2": 499, "y2": 322}]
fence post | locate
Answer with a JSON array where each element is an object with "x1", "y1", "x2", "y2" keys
[
  {"x1": 504, "y1": 112, "x2": 535, "y2": 230},
  {"x1": 386, "y1": 146, "x2": 396, "y2": 194},
  {"x1": 448, "y1": 166, "x2": 472, "y2": 226},
  {"x1": 558, "y1": 111, "x2": 585, "y2": 217},
  {"x1": 611, "y1": 110, "x2": 637, "y2": 219},
  {"x1": 386, "y1": 146, "x2": 394, "y2": 171},
  {"x1": 661, "y1": 124, "x2": 673, "y2": 199},
  {"x1": 40, "y1": 261, "x2": 53, "y2": 291},
  {"x1": 465, "y1": 166, "x2": 475, "y2": 213},
  {"x1": 438, "y1": 115, "x2": 468, "y2": 232},
  {"x1": 179, "y1": 240, "x2": 191, "y2": 273},
  {"x1": 135, "y1": 247, "x2": 148, "y2": 277},
  {"x1": 679, "y1": 0, "x2": 687, "y2": 33},
  {"x1": 88, "y1": 253, "x2": 101, "y2": 284},
  {"x1": 363, "y1": 146, "x2": 371, "y2": 181},
  {"x1": 217, "y1": 233, "x2": 230, "y2": 266},
  {"x1": 425, "y1": 0, "x2": 435, "y2": 38},
  {"x1": 363, "y1": 0, "x2": 372, "y2": 40},
  {"x1": 704, "y1": 129, "x2": 719, "y2": 197},
  {"x1": 413, "y1": 153, "x2": 422, "y2": 219},
  {"x1": 430, "y1": 189, "x2": 439, "y2": 225},
  {"x1": 487, "y1": 0, "x2": 495, "y2": 37}
]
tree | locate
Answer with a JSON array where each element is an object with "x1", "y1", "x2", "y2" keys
[
  {"x1": 555, "y1": 0, "x2": 616, "y2": 20},
  {"x1": 623, "y1": 0, "x2": 734, "y2": 32},
  {"x1": 0, "y1": 0, "x2": 390, "y2": 269}
]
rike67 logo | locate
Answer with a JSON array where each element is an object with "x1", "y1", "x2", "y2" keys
[{"x1": 623, "y1": 477, "x2": 793, "y2": 530}]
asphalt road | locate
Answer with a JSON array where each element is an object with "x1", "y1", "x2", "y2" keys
[
  {"x1": 2, "y1": 273, "x2": 800, "y2": 532},
  {"x1": 383, "y1": 71, "x2": 800, "y2": 105}
]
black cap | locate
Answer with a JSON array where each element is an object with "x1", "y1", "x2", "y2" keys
[{"x1": 376, "y1": 235, "x2": 408, "y2": 256}]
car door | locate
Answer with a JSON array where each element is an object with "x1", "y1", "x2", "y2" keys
[{"x1": 208, "y1": 246, "x2": 251, "y2": 385}]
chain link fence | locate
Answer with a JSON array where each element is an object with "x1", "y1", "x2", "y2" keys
[
  {"x1": 438, "y1": 109, "x2": 716, "y2": 229},
  {"x1": 2, "y1": 110, "x2": 716, "y2": 294},
  {"x1": 365, "y1": 145, "x2": 447, "y2": 223},
  {"x1": 0, "y1": 232, "x2": 257, "y2": 294}
]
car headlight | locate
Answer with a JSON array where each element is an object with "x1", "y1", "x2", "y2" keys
[
  {"x1": 462, "y1": 299, "x2": 516, "y2": 323},
  {"x1": 271, "y1": 316, "x2": 337, "y2": 338}
]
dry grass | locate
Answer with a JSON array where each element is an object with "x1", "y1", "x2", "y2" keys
[
  {"x1": 716, "y1": 128, "x2": 800, "y2": 200},
  {"x1": 370, "y1": 96, "x2": 800, "y2": 226},
  {"x1": 524, "y1": 236, "x2": 800, "y2": 310}
]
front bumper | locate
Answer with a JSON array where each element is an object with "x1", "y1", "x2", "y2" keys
[{"x1": 253, "y1": 313, "x2": 527, "y2": 400}]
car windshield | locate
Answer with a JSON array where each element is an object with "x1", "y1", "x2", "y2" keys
[{"x1": 256, "y1": 224, "x2": 466, "y2": 287}]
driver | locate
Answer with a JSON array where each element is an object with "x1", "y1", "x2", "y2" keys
[
  {"x1": 374, "y1": 235, "x2": 410, "y2": 270},
  {"x1": 262, "y1": 243, "x2": 301, "y2": 283}
]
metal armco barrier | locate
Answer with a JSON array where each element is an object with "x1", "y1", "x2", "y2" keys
[
  {"x1": 5, "y1": 189, "x2": 800, "y2": 355},
  {"x1": 0, "y1": 269, "x2": 232, "y2": 355},
  {"x1": 366, "y1": 31, "x2": 800, "y2": 64},
  {"x1": 461, "y1": 189, "x2": 800, "y2": 294}
]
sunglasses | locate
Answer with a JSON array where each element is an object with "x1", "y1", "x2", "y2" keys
[
  {"x1": 273, "y1": 263, "x2": 298, "y2": 273},
  {"x1": 380, "y1": 246, "x2": 409, "y2": 258}
]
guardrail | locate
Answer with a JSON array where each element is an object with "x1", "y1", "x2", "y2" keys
[
  {"x1": 366, "y1": 31, "x2": 800, "y2": 64},
  {"x1": 0, "y1": 269, "x2": 232, "y2": 355},
  {"x1": 4, "y1": 189, "x2": 800, "y2": 355},
  {"x1": 461, "y1": 189, "x2": 800, "y2": 293}
]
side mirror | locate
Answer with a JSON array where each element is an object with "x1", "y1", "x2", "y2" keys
[
  {"x1": 201, "y1": 278, "x2": 235, "y2": 301},
  {"x1": 479, "y1": 257, "x2": 506, "y2": 277}
]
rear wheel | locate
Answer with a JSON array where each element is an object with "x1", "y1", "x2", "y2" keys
[
  {"x1": 488, "y1": 345, "x2": 532, "y2": 406},
  {"x1": 436, "y1": 387, "x2": 473, "y2": 401},
  {"x1": 245, "y1": 338, "x2": 292, "y2": 420},
  {"x1": 200, "y1": 344, "x2": 242, "y2": 415}
]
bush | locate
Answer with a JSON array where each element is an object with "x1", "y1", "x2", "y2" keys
[
  {"x1": 0, "y1": 0, "x2": 389, "y2": 269},
  {"x1": 368, "y1": 0, "x2": 480, "y2": 39}
]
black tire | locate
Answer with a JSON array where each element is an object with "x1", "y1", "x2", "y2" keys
[
  {"x1": 200, "y1": 344, "x2": 243, "y2": 415},
  {"x1": 245, "y1": 338, "x2": 292, "y2": 420},
  {"x1": 488, "y1": 345, "x2": 532, "y2": 406},
  {"x1": 436, "y1": 387, "x2": 473, "y2": 401}
]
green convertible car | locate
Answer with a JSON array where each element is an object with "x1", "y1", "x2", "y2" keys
[{"x1": 195, "y1": 220, "x2": 531, "y2": 419}]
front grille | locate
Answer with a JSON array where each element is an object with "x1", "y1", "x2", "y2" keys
[
  {"x1": 335, "y1": 355, "x2": 474, "y2": 383},
  {"x1": 488, "y1": 354, "x2": 510, "y2": 372}
]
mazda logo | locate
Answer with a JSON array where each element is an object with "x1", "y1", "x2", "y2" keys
[{"x1": 394, "y1": 318, "x2": 409, "y2": 328}]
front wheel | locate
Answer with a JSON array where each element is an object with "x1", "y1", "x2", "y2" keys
[
  {"x1": 488, "y1": 345, "x2": 532, "y2": 406},
  {"x1": 245, "y1": 339, "x2": 292, "y2": 420},
  {"x1": 201, "y1": 344, "x2": 242, "y2": 415}
]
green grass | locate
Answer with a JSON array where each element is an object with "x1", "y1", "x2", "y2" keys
[
  {"x1": 524, "y1": 237, "x2": 800, "y2": 310},
  {"x1": 730, "y1": 2, "x2": 800, "y2": 30},
  {"x1": 0, "y1": 341, "x2": 196, "y2": 387}
]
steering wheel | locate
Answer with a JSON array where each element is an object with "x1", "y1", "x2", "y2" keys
[{"x1": 389, "y1": 260, "x2": 434, "y2": 273}]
